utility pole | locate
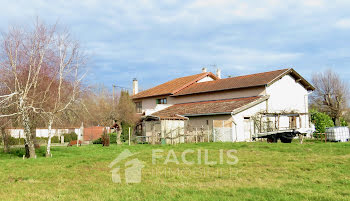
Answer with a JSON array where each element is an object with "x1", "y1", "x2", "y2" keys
[{"x1": 128, "y1": 127, "x2": 131, "y2": 146}]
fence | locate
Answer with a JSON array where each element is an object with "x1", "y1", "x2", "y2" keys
[{"x1": 136, "y1": 124, "x2": 216, "y2": 145}]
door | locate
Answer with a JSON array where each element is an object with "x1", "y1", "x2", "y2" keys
[
  {"x1": 289, "y1": 116, "x2": 297, "y2": 129},
  {"x1": 243, "y1": 118, "x2": 252, "y2": 141},
  {"x1": 213, "y1": 120, "x2": 232, "y2": 142}
]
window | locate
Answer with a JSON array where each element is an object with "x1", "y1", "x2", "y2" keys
[
  {"x1": 156, "y1": 98, "x2": 167, "y2": 104},
  {"x1": 135, "y1": 102, "x2": 142, "y2": 113}
]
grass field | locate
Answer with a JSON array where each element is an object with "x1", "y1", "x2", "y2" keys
[{"x1": 0, "y1": 141, "x2": 350, "y2": 201}]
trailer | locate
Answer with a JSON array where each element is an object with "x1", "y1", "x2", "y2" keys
[
  {"x1": 254, "y1": 129, "x2": 305, "y2": 143},
  {"x1": 252, "y1": 112, "x2": 314, "y2": 143}
]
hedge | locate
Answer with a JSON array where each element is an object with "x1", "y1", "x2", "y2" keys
[{"x1": 310, "y1": 109, "x2": 334, "y2": 133}]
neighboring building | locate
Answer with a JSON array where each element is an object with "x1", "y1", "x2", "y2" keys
[
  {"x1": 7, "y1": 127, "x2": 82, "y2": 138},
  {"x1": 132, "y1": 68, "x2": 314, "y2": 143},
  {"x1": 7, "y1": 126, "x2": 109, "y2": 143}
]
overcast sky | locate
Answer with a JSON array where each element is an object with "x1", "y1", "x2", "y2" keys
[{"x1": 1, "y1": 0, "x2": 349, "y2": 91}]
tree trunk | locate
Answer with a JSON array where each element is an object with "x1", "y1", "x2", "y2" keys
[
  {"x1": 116, "y1": 122, "x2": 122, "y2": 145},
  {"x1": 46, "y1": 116, "x2": 54, "y2": 157},
  {"x1": 22, "y1": 111, "x2": 36, "y2": 158},
  {"x1": 30, "y1": 120, "x2": 39, "y2": 149},
  {"x1": 335, "y1": 116, "x2": 341, "y2": 126},
  {"x1": 1, "y1": 127, "x2": 10, "y2": 153},
  {"x1": 116, "y1": 131, "x2": 122, "y2": 145}
]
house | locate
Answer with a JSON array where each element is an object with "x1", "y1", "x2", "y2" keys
[{"x1": 132, "y1": 68, "x2": 314, "y2": 143}]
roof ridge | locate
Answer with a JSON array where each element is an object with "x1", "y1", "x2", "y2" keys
[
  {"x1": 172, "y1": 68, "x2": 293, "y2": 96},
  {"x1": 209, "y1": 68, "x2": 290, "y2": 81},
  {"x1": 172, "y1": 72, "x2": 218, "y2": 94},
  {"x1": 132, "y1": 72, "x2": 210, "y2": 99},
  {"x1": 266, "y1": 68, "x2": 291, "y2": 86}
]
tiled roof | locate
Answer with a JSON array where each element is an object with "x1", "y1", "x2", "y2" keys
[
  {"x1": 132, "y1": 72, "x2": 218, "y2": 99},
  {"x1": 133, "y1": 68, "x2": 314, "y2": 100},
  {"x1": 152, "y1": 96, "x2": 264, "y2": 118},
  {"x1": 173, "y1": 69, "x2": 290, "y2": 96}
]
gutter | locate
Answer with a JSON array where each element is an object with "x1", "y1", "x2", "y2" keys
[
  {"x1": 132, "y1": 93, "x2": 172, "y2": 100},
  {"x1": 183, "y1": 112, "x2": 232, "y2": 117}
]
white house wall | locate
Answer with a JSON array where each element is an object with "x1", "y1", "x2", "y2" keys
[
  {"x1": 138, "y1": 86, "x2": 265, "y2": 115},
  {"x1": 266, "y1": 74, "x2": 310, "y2": 129},
  {"x1": 138, "y1": 96, "x2": 175, "y2": 115},
  {"x1": 172, "y1": 87, "x2": 266, "y2": 104},
  {"x1": 231, "y1": 100, "x2": 268, "y2": 142},
  {"x1": 197, "y1": 76, "x2": 214, "y2": 83}
]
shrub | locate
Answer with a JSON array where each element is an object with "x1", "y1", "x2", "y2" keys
[
  {"x1": 51, "y1": 136, "x2": 60, "y2": 143},
  {"x1": 8, "y1": 137, "x2": 25, "y2": 145},
  {"x1": 93, "y1": 138, "x2": 102, "y2": 144},
  {"x1": 310, "y1": 109, "x2": 334, "y2": 133},
  {"x1": 121, "y1": 123, "x2": 133, "y2": 142},
  {"x1": 109, "y1": 133, "x2": 117, "y2": 144},
  {"x1": 340, "y1": 118, "x2": 348, "y2": 127},
  {"x1": 35, "y1": 137, "x2": 47, "y2": 144},
  {"x1": 63, "y1": 132, "x2": 77, "y2": 142}
]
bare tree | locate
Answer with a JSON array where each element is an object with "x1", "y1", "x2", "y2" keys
[
  {"x1": 0, "y1": 21, "x2": 57, "y2": 158},
  {"x1": 80, "y1": 85, "x2": 115, "y2": 127},
  {"x1": 311, "y1": 69, "x2": 349, "y2": 126},
  {"x1": 0, "y1": 19, "x2": 86, "y2": 158},
  {"x1": 44, "y1": 29, "x2": 86, "y2": 157}
]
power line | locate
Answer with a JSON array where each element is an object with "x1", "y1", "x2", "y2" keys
[{"x1": 115, "y1": 85, "x2": 132, "y2": 90}]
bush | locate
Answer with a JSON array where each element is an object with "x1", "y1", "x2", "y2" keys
[
  {"x1": 51, "y1": 136, "x2": 60, "y2": 143},
  {"x1": 35, "y1": 137, "x2": 47, "y2": 144},
  {"x1": 121, "y1": 123, "x2": 133, "y2": 142},
  {"x1": 63, "y1": 132, "x2": 77, "y2": 142},
  {"x1": 93, "y1": 138, "x2": 102, "y2": 144},
  {"x1": 340, "y1": 118, "x2": 348, "y2": 126},
  {"x1": 8, "y1": 137, "x2": 25, "y2": 145},
  {"x1": 109, "y1": 133, "x2": 117, "y2": 144},
  {"x1": 94, "y1": 133, "x2": 120, "y2": 144},
  {"x1": 310, "y1": 109, "x2": 334, "y2": 133}
]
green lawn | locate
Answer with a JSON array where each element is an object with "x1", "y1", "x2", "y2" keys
[{"x1": 0, "y1": 141, "x2": 350, "y2": 201}]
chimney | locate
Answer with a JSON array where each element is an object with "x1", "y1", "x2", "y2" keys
[
  {"x1": 202, "y1": 67, "x2": 207, "y2": 73},
  {"x1": 133, "y1": 78, "x2": 138, "y2": 95},
  {"x1": 216, "y1": 68, "x2": 221, "y2": 79}
]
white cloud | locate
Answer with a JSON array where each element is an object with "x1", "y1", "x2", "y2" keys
[
  {"x1": 335, "y1": 18, "x2": 350, "y2": 29},
  {"x1": 0, "y1": 0, "x2": 349, "y2": 87},
  {"x1": 301, "y1": 0, "x2": 325, "y2": 8}
]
